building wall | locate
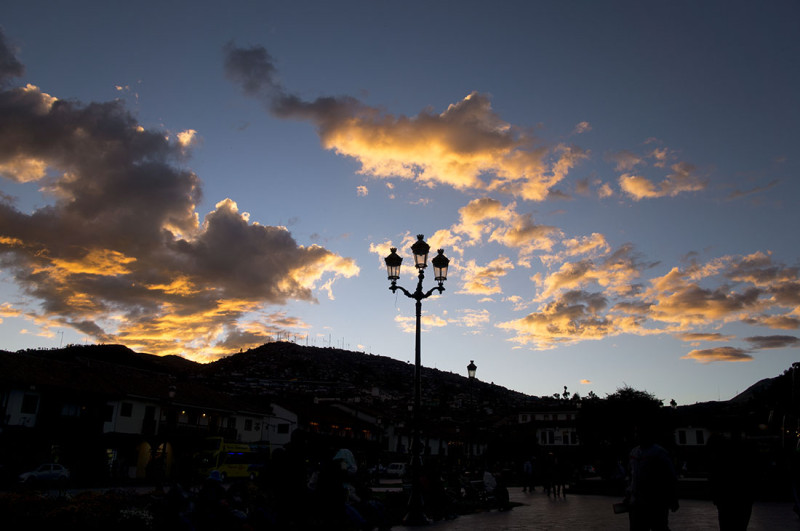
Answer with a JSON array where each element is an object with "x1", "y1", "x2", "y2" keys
[
  {"x1": 262, "y1": 403, "x2": 298, "y2": 448},
  {"x1": 537, "y1": 427, "x2": 579, "y2": 446},
  {"x1": 674, "y1": 427, "x2": 710, "y2": 446},
  {"x1": 4, "y1": 389, "x2": 40, "y2": 427},
  {"x1": 103, "y1": 399, "x2": 158, "y2": 435}
]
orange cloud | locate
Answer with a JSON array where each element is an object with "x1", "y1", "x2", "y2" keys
[
  {"x1": 225, "y1": 44, "x2": 587, "y2": 201},
  {"x1": 619, "y1": 162, "x2": 705, "y2": 200},
  {"x1": 394, "y1": 313, "x2": 448, "y2": 334},
  {"x1": 498, "y1": 290, "x2": 620, "y2": 349},
  {"x1": 681, "y1": 347, "x2": 753, "y2": 363},
  {"x1": 536, "y1": 244, "x2": 643, "y2": 300},
  {"x1": 457, "y1": 308, "x2": 491, "y2": 329},
  {"x1": 458, "y1": 256, "x2": 514, "y2": 296}
]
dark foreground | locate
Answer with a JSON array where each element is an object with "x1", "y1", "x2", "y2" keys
[
  {"x1": 2, "y1": 482, "x2": 798, "y2": 530},
  {"x1": 396, "y1": 489, "x2": 800, "y2": 531}
]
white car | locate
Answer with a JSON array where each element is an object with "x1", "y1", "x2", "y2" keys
[
  {"x1": 385, "y1": 462, "x2": 407, "y2": 477},
  {"x1": 19, "y1": 463, "x2": 70, "y2": 483}
]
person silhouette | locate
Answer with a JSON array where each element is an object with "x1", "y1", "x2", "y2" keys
[
  {"x1": 626, "y1": 422, "x2": 678, "y2": 531},
  {"x1": 708, "y1": 430, "x2": 759, "y2": 531}
]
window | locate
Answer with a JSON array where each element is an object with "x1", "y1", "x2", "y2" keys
[
  {"x1": 696, "y1": 430, "x2": 705, "y2": 445},
  {"x1": 61, "y1": 403, "x2": 80, "y2": 417},
  {"x1": 678, "y1": 430, "x2": 686, "y2": 445},
  {"x1": 520, "y1": 414, "x2": 529, "y2": 423},
  {"x1": 277, "y1": 423, "x2": 290, "y2": 434},
  {"x1": 21, "y1": 394, "x2": 39, "y2": 414},
  {"x1": 104, "y1": 405, "x2": 114, "y2": 422},
  {"x1": 244, "y1": 419, "x2": 253, "y2": 431},
  {"x1": 120, "y1": 402, "x2": 133, "y2": 417},
  {"x1": 547, "y1": 431, "x2": 555, "y2": 444},
  {"x1": 227, "y1": 417, "x2": 237, "y2": 429}
]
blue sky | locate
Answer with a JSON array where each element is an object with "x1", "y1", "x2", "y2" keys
[{"x1": 1, "y1": 1, "x2": 798, "y2": 404}]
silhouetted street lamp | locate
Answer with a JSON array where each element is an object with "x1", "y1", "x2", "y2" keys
[
  {"x1": 384, "y1": 235, "x2": 449, "y2": 526},
  {"x1": 467, "y1": 360, "x2": 476, "y2": 461}
]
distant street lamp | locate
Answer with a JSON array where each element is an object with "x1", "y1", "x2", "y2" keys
[
  {"x1": 384, "y1": 235, "x2": 450, "y2": 526},
  {"x1": 467, "y1": 360, "x2": 477, "y2": 380},
  {"x1": 467, "y1": 360, "x2": 476, "y2": 462}
]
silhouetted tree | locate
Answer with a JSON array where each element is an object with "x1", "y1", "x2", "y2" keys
[{"x1": 576, "y1": 385, "x2": 665, "y2": 478}]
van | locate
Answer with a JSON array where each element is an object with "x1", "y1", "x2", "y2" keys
[{"x1": 386, "y1": 462, "x2": 407, "y2": 477}]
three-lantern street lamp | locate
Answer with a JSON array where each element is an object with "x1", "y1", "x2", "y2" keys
[{"x1": 384, "y1": 234, "x2": 449, "y2": 526}]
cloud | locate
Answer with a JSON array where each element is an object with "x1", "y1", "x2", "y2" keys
[
  {"x1": 725, "y1": 179, "x2": 780, "y2": 201},
  {"x1": 681, "y1": 347, "x2": 753, "y2": 363},
  {"x1": 573, "y1": 121, "x2": 591, "y2": 134},
  {"x1": 597, "y1": 182, "x2": 614, "y2": 198},
  {"x1": 646, "y1": 252, "x2": 799, "y2": 329},
  {"x1": 536, "y1": 243, "x2": 645, "y2": 300},
  {"x1": 540, "y1": 232, "x2": 609, "y2": 266},
  {"x1": 0, "y1": 34, "x2": 358, "y2": 359},
  {"x1": 456, "y1": 308, "x2": 491, "y2": 329},
  {"x1": 491, "y1": 228, "x2": 799, "y2": 352},
  {"x1": 498, "y1": 290, "x2": 620, "y2": 349},
  {"x1": 458, "y1": 256, "x2": 515, "y2": 295},
  {"x1": 609, "y1": 150, "x2": 644, "y2": 172},
  {"x1": 224, "y1": 43, "x2": 585, "y2": 200},
  {"x1": 0, "y1": 28, "x2": 24, "y2": 86},
  {"x1": 356, "y1": 185, "x2": 368, "y2": 197},
  {"x1": 176, "y1": 129, "x2": 198, "y2": 148},
  {"x1": 743, "y1": 335, "x2": 800, "y2": 350},
  {"x1": 675, "y1": 332, "x2": 735, "y2": 342},
  {"x1": 580, "y1": 379, "x2": 591, "y2": 384},
  {"x1": 619, "y1": 162, "x2": 706, "y2": 200},
  {"x1": 448, "y1": 197, "x2": 561, "y2": 264},
  {"x1": 394, "y1": 313, "x2": 448, "y2": 334}
]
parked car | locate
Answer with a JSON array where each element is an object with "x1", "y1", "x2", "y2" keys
[
  {"x1": 18, "y1": 463, "x2": 70, "y2": 484},
  {"x1": 385, "y1": 462, "x2": 407, "y2": 477}
]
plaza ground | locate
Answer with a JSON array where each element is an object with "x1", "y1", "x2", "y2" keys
[{"x1": 395, "y1": 489, "x2": 799, "y2": 530}]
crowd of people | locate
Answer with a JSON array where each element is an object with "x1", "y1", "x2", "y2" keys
[{"x1": 135, "y1": 423, "x2": 793, "y2": 531}]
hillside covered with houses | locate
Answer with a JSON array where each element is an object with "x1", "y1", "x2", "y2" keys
[{"x1": 1, "y1": 342, "x2": 797, "y2": 500}]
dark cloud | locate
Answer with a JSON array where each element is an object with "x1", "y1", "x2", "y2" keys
[
  {"x1": 0, "y1": 28, "x2": 24, "y2": 85},
  {"x1": 223, "y1": 42, "x2": 283, "y2": 100},
  {"x1": 223, "y1": 42, "x2": 360, "y2": 124},
  {"x1": 0, "y1": 32, "x2": 358, "y2": 358},
  {"x1": 743, "y1": 335, "x2": 800, "y2": 350},
  {"x1": 725, "y1": 179, "x2": 780, "y2": 201}
]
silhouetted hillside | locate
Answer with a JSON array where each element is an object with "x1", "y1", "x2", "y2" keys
[
  {"x1": 200, "y1": 342, "x2": 536, "y2": 418},
  {"x1": 8, "y1": 343, "x2": 796, "y2": 419},
  {"x1": 15, "y1": 343, "x2": 200, "y2": 376}
]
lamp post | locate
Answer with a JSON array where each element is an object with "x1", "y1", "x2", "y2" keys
[
  {"x1": 384, "y1": 234, "x2": 449, "y2": 526},
  {"x1": 467, "y1": 360, "x2": 476, "y2": 463}
]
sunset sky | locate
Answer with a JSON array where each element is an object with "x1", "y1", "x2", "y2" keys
[{"x1": 1, "y1": 2, "x2": 798, "y2": 404}]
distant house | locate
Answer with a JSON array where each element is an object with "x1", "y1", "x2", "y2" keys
[
  {"x1": 4, "y1": 387, "x2": 41, "y2": 428},
  {"x1": 518, "y1": 407, "x2": 580, "y2": 446},
  {"x1": 0, "y1": 349, "x2": 295, "y2": 480},
  {"x1": 674, "y1": 426, "x2": 710, "y2": 446}
]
